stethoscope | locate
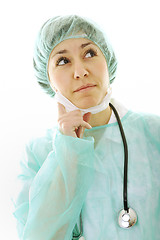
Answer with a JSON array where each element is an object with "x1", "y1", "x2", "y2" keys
[{"x1": 72, "y1": 102, "x2": 138, "y2": 240}]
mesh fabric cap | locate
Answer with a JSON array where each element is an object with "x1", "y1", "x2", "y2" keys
[{"x1": 33, "y1": 15, "x2": 118, "y2": 97}]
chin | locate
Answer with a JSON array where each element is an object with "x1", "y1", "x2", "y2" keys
[
  {"x1": 73, "y1": 92, "x2": 103, "y2": 109},
  {"x1": 75, "y1": 99, "x2": 99, "y2": 109}
]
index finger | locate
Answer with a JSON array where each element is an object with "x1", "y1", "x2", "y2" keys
[{"x1": 57, "y1": 102, "x2": 66, "y2": 117}]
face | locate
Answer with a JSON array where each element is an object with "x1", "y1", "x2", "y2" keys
[{"x1": 48, "y1": 38, "x2": 110, "y2": 109}]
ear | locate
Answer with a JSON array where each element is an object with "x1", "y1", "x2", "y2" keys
[
  {"x1": 53, "y1": 87, "x2": 58, "y2": 93},
  {"x1": 50, "y1": 83, "x2": 58, "y2": 93}
]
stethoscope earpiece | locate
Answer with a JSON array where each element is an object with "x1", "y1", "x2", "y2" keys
[{"x1": 118, "y1": 208, "x2": 137, "y2": 228}]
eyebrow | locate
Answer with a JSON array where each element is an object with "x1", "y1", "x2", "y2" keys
[{"x1": 52, "y1": 42, "x2": 95, "y2": 58}]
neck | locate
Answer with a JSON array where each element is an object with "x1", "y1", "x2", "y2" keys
[{"x1": 88, "y1": 105, "x2": 112, "y2": 127}]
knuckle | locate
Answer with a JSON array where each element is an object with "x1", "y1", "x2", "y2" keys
[
  {"x1": 57, "y1": 116, "x2": 63, "y2": 122},
  {"x1": 74, "y1": 109, "x2": 82, "y2": 115},
  {"x1": 61, "y1": 122, "x2": 67, "y2": 130},
  {"x1": 57, "y1": 118, "x2": 62, "y2": 127}
]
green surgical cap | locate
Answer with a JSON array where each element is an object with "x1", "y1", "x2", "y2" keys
[{"x1": 33, "y1": 15, "x2": 118, "y2": 97}]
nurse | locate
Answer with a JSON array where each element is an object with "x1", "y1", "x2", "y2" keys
[{"x1": 13, "y1": 15, "x2": 160, "y2": 240}]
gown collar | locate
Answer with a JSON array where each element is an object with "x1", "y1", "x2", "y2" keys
[{"x1": 108, "y1": 98, "x2": 128, "y2": 124}]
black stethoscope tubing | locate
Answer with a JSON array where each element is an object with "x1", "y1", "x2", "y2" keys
[
  {"x1": 72, "y1": 102, "x2": 137, "y2": 239},
  {"x1": 109, "y1": 102, "x2": 129, "y2": 211},
  {"x1": 72, "y1": 213, "x2": 83, "y2": 239}
]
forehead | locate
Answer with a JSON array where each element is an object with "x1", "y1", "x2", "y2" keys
[{"x1": 55, "y1": 38, "x2": 96, "y2": 47}]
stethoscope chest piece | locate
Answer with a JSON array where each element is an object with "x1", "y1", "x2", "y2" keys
[
  {"x1": 79, "y1": 237, "x2": 85, "y2": 240},
  {"x1": 118, "y1": 208, "x2": 137, "y2": 228}
]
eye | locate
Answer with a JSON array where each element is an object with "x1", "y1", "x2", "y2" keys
[
  {"x1": 56, "y1": 57, "x2": 69, "y2": 66},
  {"x1": 56, "y1": 48, "x2": 97, "y2": 66},
  {"x1": 85, "y1": 48, "x2": 97, "y2": 58}
]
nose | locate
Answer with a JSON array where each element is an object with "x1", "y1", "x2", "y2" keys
[{"x1": 73, "y1": 62, "x2": 89, "y2": 80}]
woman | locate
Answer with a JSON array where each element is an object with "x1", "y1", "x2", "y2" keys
[{"x1": 13, "y1": 15, "x2": 160, "y2": 240}]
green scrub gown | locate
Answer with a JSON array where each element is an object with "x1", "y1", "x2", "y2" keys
[{"x1": 13, "y1": 99, "x2": 160, "y2": 240}]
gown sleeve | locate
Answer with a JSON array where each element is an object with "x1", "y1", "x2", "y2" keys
[{"x1": 12, "y1": 127, "x2": 95, "y2": 240}]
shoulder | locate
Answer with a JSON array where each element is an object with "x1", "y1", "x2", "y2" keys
[
  {"x1": 111, "y1": 98, "x2": 160, "y2": 129},
  {"x1": 28, "y1": 127, "x2": 55, "y2": 148},
  {"x1": 124, "y1": 110, "x2": 160, "y2": 143},
  {"x1": 126, "y1": 110, "x2": 160, "y2": 126},
  {"x1": 25, "y1": 126, "x2": 58, "y2": 167}
]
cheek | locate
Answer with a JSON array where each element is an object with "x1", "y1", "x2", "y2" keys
[
  {"x1": 94, "y1": 60, "x2": 109, "y2": 81},
  {"x1": 50, "y1": 70, "x2": 71, "y2": 95},
  {"x1": 48, "y1": 61, "x2": 65, "y2": 88},
  {"x1": 49, "y1": 69, "x2": 63, "y2": 88}
]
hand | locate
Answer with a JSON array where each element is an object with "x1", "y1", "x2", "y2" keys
[{"x1": 57, "y1": 102, "x2": 92, "y2": 138}]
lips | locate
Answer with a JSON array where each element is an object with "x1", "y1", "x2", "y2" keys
[{"x1": 74, "y1": 84, "x2": 96, "y2": 92}]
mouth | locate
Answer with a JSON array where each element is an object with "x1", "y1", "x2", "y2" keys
[{"x1": 74, "y1": 84, "x2": 97, "y2": 92}]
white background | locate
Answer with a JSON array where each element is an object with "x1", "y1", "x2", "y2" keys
[{"x1": 0, "y1": 0, "x2": 160, "y2": 239}]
